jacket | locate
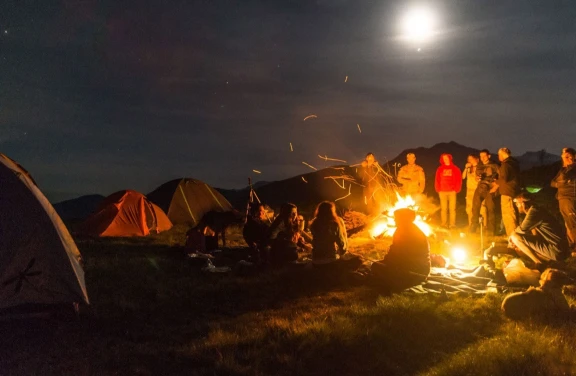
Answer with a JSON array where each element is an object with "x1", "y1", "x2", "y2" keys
[
  {"x1": 384, "y1": 222, "x2": 431, "y2": 276},
  {"x1": 310, "y1": 217, "x2": 347, "y2": 264},
  {"x1": 398, "y1": 164, "x2": 426, "y2": 195},
  {"x1": 496, "y1": 157, "x2": 521, "y2": 197},
  {"x1": 475, "y1": 160, "x2": 499, "y2": 189},
  {"x1": 434, "y1": 154, "x2": 462, "y2": 193},
  {"x1": 551, "y1": 164, "x2": 576, "y2": 200}
]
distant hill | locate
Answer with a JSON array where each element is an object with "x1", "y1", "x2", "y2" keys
[
  {"x1": 53, "y1": 194, "x2": 104, "y2": 220},
  {"x1": 516, "y1": 150, "x2": 560, "y2": 170}
]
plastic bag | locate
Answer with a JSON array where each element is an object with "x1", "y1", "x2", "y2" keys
[{"x1": 503, "y1": 259, "x2": 541, "y2": 286}]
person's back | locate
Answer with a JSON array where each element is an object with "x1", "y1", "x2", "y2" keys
[
  {"x1": 520, "y1": 204, "x2": 567, "y2": 253},
  {"x1": 243, "y1": 216, "x2": 269, "y2": 248},
  {"x1": 385, "y1": 222, "x2": 431, "y2": 276},
  {"x1": 310, "y1": 216, "x2": 347, "y2": 264},
  {"x1": 371, "y1": 208, "x2": 431, "y2": 293}
]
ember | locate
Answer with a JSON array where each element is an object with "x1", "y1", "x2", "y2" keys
[{"x1": 369, "y1": 193, "x2": 433, "y2": 238}]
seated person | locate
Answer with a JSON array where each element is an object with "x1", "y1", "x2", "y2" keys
[
  {"x1": 309, "y1": 201, "x2": 361, "y2": 271},
  {"x1": 185, "y1": 223, "x2": 217, "y2": 253},
  {"x1": 509, "y1": 192, "x2": 569, "y2": 268},
  {"x1": 371, "y1": 208, "x2": 431, "y2": 293},
  {"x1": 502, "y1": 268, "x2": 572, "y2": 320},
  {"x1": 267, "y1": 203, "x2": 302, "y2": 266},
  {"x1": 243, "y1": 203, "x2": 271, "y2": 263}
]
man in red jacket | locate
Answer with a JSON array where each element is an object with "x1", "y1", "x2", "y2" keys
[{"x1": 435, "y1": 153, "x2": 463, "y2": 228}]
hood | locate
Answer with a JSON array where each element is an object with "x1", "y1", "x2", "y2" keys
[{"x1": 439, "y1": 153, "x2": 453, "y2": 166}]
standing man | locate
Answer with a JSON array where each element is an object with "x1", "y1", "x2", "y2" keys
[
  {"x1": 397, "y1": 153, "x2": 426, "y2": 197},
  {"x1": 435, "y1": 154, "x2": 462, "y2": 229},
  {"x1": 361, "y1": 153, "x2": 382, "y2": 215},
  {"x1": 494, "y1": 147, "x2": 522, "y2": 236},
  {"x1": 469, "y1": 150, "x2": 499, "y2": 235},
  {"x1": 551, "y1": 147, "x2": 576, "y2": 250}
]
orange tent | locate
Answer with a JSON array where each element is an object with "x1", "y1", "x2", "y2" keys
[{"x1": 80, "y1": 190, "x2": 172, "y2": 237}]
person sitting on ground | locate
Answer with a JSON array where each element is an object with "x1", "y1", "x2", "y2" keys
[
  {"x1": 371, "y1": 208, "x2": 431, "y2": 294},
  {"x1": 185, "y1": 223, "x2": 217, "y2": 253},
  {"x1": 267, "y1": 203, "x2": 304, "y2": 266},
  {"x1": 309, "y1": 201, "x2": 362, "y2": 271},
  {"x1": 509, "y1": 192, "x2": 569, "y2": 268},
  {"x1": 501, "y1": 268, "x2": 573, "y2": 320},
  {"x1": 243, "y1": 203, "x2": 270, "y2": 263}
]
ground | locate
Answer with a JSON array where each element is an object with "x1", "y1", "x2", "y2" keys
[{"x1": 2, "y1": 224, "x2": 576, "y2": 376}]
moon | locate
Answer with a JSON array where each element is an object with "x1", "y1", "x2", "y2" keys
[{"x1": 401, "y1": 7, "x2": 436, "y2": 42}]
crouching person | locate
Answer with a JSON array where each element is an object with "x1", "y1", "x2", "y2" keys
[
  {"x1": 502, "y1": 268, "x2": 572, "y2": 320},
  {"x1": 509, "y1": 192, "x2": 569, "y2": 269},
  {"x1": 371, "y1": 208, "x2": 431, "y2": 294},
  {"x1": 309, "y1": 201, "x2": 362, "y2": 273}
]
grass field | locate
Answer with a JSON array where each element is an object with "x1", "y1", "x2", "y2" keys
[{"x1": 2, "y1": 224, "x2": 576, "y2": 376}]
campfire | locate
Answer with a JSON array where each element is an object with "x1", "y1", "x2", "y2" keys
[{"x1": 369, "y1": 193, "x2": 433, "y2": 238}]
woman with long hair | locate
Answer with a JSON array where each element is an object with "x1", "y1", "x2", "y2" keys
[{"x1": 310, "y1": 201, "x2": 361, "y2": 271}]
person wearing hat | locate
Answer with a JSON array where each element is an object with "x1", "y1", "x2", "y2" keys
[
  {"x1": 397, "y1": 152, "x2": 426, "y2": 197},
  {"x1": 371, "y1": 208, "x2": 431, "y2": 294},
  {"x1": 509, "y1": 192, "x2": 569, "y2": 267}
]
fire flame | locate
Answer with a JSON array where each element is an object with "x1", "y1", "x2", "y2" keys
[{"x1": 369, "y1": 193, "x2": 433, "y2": 238}]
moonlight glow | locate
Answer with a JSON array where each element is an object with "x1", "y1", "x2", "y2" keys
[{"x1": 401, "y1": 7, "x2": 436, "y2": 42}]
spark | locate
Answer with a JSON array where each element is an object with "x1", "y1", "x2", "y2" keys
[
  {"x1": 290, "y1": 142, "x2": 293, "y2": 152},
  {"x1": 357, "y1": 124, "x2": 362, "y2": 133},
  {"x1": 302, "y1": 162, "x2": 317, "y2": 170},
  {"x1": 328, "y1": 178, "x2": 346, "y2": 189},
  {"x1": 344, "y1": 76, "x2": 348, "y2": 83},
  {"x1": 318, "y1": 154, "x2": 347, "y2": 163},
  {"x1": 301, "y1": 177, "x2": 308, "y2": 183},
  {"x1": 335, "y1": 184, "x2": 352, "y2": 202},
  {"x1": 253, "y1": 169, "x2": 262, "y2": 174},
  {"x1": 303, "y1": 115, "x2": 317, "y2": 121}
]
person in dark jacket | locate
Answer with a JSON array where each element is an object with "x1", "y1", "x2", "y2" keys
[
  {"x1": 267, "y1": 203, "x2": 303, "y2": 267},
  {"x1": 509, "y1": 193, "x2": 568, "y2": 267},
  {"x1": 309, "y1": 201, "x2": 362, "y2": 272},
  {"x1": 494, "y1": 148, "x2": 522, "y2": 236},
  {"x1": 243, "y1": 203, "x2": 270, "y2": 263},
  {"x1": 434, "y1": 153, "x2": 462, "y2": 228},
  {"x1": 371, "y1": 208, "x2": 431, "y2": 294},
  {"x1": 469, "y1": 149, "x2": 499, "y2": 235},
  {"x1": 551, "y1": 147, "x2": 576, "y2": 250}
]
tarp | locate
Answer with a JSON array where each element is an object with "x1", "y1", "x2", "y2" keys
[{"x1": 0, "y1": 154, "x2": 89, "y2": 310}]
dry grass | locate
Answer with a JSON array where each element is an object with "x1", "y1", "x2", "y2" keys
[{"x1": 1, "y1": 225, "x2": 576, "y2": 375}]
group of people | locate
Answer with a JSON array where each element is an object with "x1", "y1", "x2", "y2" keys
[
  {"x1": 243, "y1": 199, "x2": 431, "y2": 294},
  {"x1": 365, "y1": 146, "x2": 576, "y2": 266}
]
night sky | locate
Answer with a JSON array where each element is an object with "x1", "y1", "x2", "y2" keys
[{"x1": 1, "y1": 0, "x2": 575, "y2": 201}]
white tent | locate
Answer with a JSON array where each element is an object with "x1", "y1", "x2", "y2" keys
[{"x1": 0, "y1": 154, "x2": 89, "y2": 310}]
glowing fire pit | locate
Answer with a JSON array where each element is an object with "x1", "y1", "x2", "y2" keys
[{"x1": 369, "y1": 193, "x2": 433, "y2": 238}]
